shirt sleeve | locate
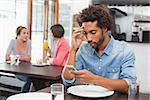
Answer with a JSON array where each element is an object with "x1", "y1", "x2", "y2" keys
[
  {"x1": 61, "y1": 72, "x2": 76, "y2": 86},
  {"x1": 120, "y1": 44, "x2": 137, "y2": 86},
  {"x1": 6, "y1": 40, "x2": 14, "y2": 54}
]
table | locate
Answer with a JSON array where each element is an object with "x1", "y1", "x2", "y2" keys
[
  {"x1": 0, "y1": 62, "x2": 63, "y2": 80},
  {"x1": 39, "y1": 87, "x2": 150, "y2": 100}
]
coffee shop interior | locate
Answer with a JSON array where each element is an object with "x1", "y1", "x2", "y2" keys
[{"x1": 0, "y1": 0, "x2": 149, "y2": 99}]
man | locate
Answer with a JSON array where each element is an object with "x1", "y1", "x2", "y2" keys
[{"x1": 62, "y1": 5, "x2": 136, "y2": 93}]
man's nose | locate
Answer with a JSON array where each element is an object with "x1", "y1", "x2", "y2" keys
[{"x1": 87, "y1": 34, "x2": 93, "y2": 41}]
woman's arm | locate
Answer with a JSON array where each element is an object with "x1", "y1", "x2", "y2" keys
[
  {"x1": 5, "y1": 54, "x2": 11, "y2": 61},
  {"x1": 44, "y1": 47, "x2": 52, "y2": 62},
  {"x1": 5, "y1": 40, "x2": 14, "y2": 61},
  {"x1": 19, "y1": 55, "x2": 31, "y2": 62},
  {"x1": 47, "y1": 47, "x2": 52, "y2": 57}
]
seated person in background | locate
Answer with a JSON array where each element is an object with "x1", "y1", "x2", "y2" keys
[
  {"x1": 45, "y1": 24, "x2": 70, "y2": 67},
  {"x1": 5, "y1": 26, "x2": 31, "y2": 92},
  {"x1": 62, "y1": 5, "x2": 137, "y2": 93},
  {"x1": 6, "y1": 26, "x2": 31, "y2": 62},
  {"x1": 32, "y1": 24, "x2": 70, "y2": 91}
]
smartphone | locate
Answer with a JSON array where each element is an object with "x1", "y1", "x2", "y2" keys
[{"x1": 65, "y1": 65, "x2": 77, "y2": 71}]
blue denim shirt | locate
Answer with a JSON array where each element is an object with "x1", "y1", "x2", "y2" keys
[{"x1": 62, "y1": 36, "x2": 137, "y2": 86}]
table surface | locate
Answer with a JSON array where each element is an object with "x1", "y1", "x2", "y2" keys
[
  {"x1": 0, "y1": 62, "x2": 63, "y2": 80},
  {"x1": 39, "y1": 87, "x2": 150, "y2": 100}
]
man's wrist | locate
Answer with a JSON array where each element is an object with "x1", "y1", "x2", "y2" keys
[{"x1": 92, "y1": 75, "x2": 101, "y2": 85}]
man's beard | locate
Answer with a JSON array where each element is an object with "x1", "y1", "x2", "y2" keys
[{"x1": 88, "y1": 34, "x2": 104, "y2": 51}]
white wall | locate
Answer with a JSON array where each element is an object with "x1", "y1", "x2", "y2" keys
[
  {"x1": 71, "y1": 0, "x2": 91, "y2": 15},
  {"x1": 130, "y1": 43, "x2": 150, "y2": 93}
]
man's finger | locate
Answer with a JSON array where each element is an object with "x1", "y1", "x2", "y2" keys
[{"x1": 71, "y1": 70, "x2": 85, "y2": 75}]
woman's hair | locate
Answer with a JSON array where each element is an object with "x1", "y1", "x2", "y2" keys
[
  {"x1": 16, "y1": 26, "x2": 27, "y2": 39},
  {"x1": 50, "y1": 24, "x2": 64, "y2": 38},
  {"x1": 77, "y1": 5, "x2": 111, "y2": 31}
]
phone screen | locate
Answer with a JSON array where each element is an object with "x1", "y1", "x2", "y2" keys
[{"x1": 65, "y1": 65, "x2": 77, "y2": 71}]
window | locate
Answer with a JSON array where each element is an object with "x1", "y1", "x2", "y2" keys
[
  {"x1": 59, "y1": 0, "x2": 72, "y2": 45},
  {"x1": 0, "y1": 0, "x2": 27, "y2": 62},
  {"x1": 31, "y1": 0, "x2": 54, "y2": 61}
]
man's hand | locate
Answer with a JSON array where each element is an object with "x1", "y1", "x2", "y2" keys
[
  {"x1": 71, "y1": 70, "x2": 97, "y2": 84},
  {"x1": 63, "y1": 67, "x2": 76, "y2": 80},
  {"x1": 72, "y1": 28, "x2": 85, "y2": 51}
]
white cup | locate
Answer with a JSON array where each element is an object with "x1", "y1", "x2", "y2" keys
[
  {"x1": 10, "y1": 55, "x2": 17, "y2": 65},
  {"x1": 51, "y1": 83, "x2": 64, "y2": 100},
  {"x1": 15, "y1": 55, "x2": 20, "y2": 65},
  {"x1": 128, "y1": 83, "x2": 139, "y2": 100}
]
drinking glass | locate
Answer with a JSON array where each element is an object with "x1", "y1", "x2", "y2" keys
[
  {"x1": 128, "y1": 83, "x2": 139, "y2": 100},
  {"x1": 44, "y1": 40, "x2": 49, "y2": 51},
  {"x1": 51, "y1": 83, "x2": 64, "y2": 100},
  {"x1": 15, "y1": 55, "x2": 20, "y2": 65}
]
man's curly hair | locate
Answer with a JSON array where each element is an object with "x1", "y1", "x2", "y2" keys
[{"x1": 77, "y1": 5, "x2": 111, "y2": 31}]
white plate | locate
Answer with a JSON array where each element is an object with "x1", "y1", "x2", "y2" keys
[
  {"x1": 67, "y1": 85, "x2": 114, "y2": 98},
  {"x1": 32, "y1": 63, "x2": 49, "y2": 67},
  {"x1": 7, "y1": 92, "x2": 51, "y2": 100}
]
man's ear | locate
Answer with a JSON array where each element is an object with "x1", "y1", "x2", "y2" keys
[{"x1": 102, "y1": 28, "x2": 108, "y2": 33}]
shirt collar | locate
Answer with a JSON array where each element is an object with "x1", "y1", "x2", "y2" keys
[
  {"x1": 91, "y1": 36, "x2": 114, "y2": 56},
  {"x1": 103, "y1": 36, "x2": 114, "y2": 56}
]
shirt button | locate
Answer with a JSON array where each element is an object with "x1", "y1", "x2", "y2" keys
[{"x1": 99, "y1": 59, "x2": 102, "y2": 65}]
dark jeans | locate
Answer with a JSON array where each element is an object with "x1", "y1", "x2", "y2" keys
[
  {"x1": 16, "y1": 75, "x2": 31, "y2": 92},
  {"x1": 31, "y1": 77, "x2": 62, "y2": 91}
]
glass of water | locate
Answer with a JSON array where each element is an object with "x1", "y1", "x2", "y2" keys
[
  {"x1": 51, "y1": 83, "x2": 64, "y2": 100},
  {"x1": 128, "y1": 83, "x2": 139, "y2": 100}
]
